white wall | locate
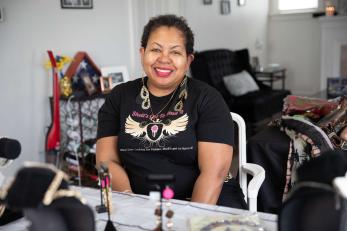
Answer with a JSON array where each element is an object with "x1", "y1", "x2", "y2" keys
[
  {"x1": 0, "y1": 0, "x2": 270, "y2": 177},
  {"x1": 0, "y1": 0, "x2": 132, "y2": 177},
  {"x1": 268, "y1": 13, "x2": 321, "y2": 94},
  {"x1": 183, "y1": 0, "x2": 270, "y2": 66},
  {"x1": 319, "y1": 16, "x2": 347, "y2": 89},
  {"x1": 267, "y1": 0, "x2": 339, "y2": 95}
]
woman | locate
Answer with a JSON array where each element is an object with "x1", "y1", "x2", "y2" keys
[{"x1": 96, "y1": 14, "x2": 246, "y2": 208}]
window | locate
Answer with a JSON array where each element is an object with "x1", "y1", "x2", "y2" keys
[
  {"x1": 272, "y1": 0, "x2": 320, "y2": 14},
  {"x1": 278, "y1": 0, "x2": 318, "y2": 11}
]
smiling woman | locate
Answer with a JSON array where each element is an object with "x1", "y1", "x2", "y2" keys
[{"x1": 96, "y1": 14, "x2": 247, "y2": 211}]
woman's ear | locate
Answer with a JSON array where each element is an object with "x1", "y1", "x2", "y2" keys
[
  {"x1": 139, "y1": 47, "x2": 145, "y2": 55},
  {"x1": 186, "y1": 54, "x2": 194, "y2": 69},
  {"x1": 188, "y1": 54, "x2": 194, "y2": 64},
  {"x1": 139, "y1": 47, "x2": 145, "y2": 65}
]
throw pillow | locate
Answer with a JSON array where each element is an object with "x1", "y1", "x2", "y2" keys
[{"x1": 223, "y1": 70, "x2": 259, "y2": 96}]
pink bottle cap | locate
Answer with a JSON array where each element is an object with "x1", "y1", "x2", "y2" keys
[
  {"x1": 105, "y1": 176, "x2": 110, "y2": 186},
  {"x1": 162, "y1": 186, "x2": 174, "y2": 199}
]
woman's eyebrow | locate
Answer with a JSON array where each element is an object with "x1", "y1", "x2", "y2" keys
[
  {"x1": 151, "y1": 42, "x2": 163, "y2": 48},
  {"x1": 150, "y1": 42, "x2": 183, "y2": 50},
  {"x1": 170, "y1": 45, "x2": 183, "y2": 50}
]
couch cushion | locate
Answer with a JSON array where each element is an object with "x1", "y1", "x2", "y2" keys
[{"x1": 223, "y1": 70, "x2": 259, "y2": 96}]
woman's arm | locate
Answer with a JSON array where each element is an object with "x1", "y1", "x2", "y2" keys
[
  {"x1": 191, "y1": 141, "x2": 233, "y2": 204},
  {"x1": 96, "y1": 136, "x2": 132, "y2": 193}
]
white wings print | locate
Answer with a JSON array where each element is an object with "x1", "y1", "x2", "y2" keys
[
  {"x1": 162, "y1": 114, "x2": 188, "y2": 136},
  {"x1": 125, "y1": 114, "x2": 189, "y2": 141},
  {"x1": 125, "y1": 116, "x2": 147, "y2": 137}
]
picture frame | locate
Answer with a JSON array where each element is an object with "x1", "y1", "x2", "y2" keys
[
  {"x1": 99, "y1": 76, "x2": 112, "y2": 93},
  {"x1": 338, "y1": 0, "x2": 347, "y2": 15},
  {"x1": 0, "y1": 7, "x2": 3, "y2": 22},
  {"x1": 81, "y1": 74, "x2": 97, "y2": 95},
  {"x1": 327, "y1": 77, "x2": 347, "y2": 98},
  {"x1": 221, "y1": 0, "x2": 231, "y2": 15},
  {"x1": 238, "y1": 0, "x2": 246, "y2": 6},
  {"x1": 101, "y1": 66, "x2": 129, "y2": 89},
  {"x1": 61, "y1": 0, "x2": 93, "y2": 9},
  {"x1": 203, "y1": 0, "x2": 212, "y2": 5}
]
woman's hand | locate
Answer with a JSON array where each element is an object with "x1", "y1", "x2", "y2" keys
[
  {"x1": 96, "y1": 136, "x2": 132, "y2": 192},
  {"x1": 191, "y1": 141, "x2": 233, "y2": 204}
]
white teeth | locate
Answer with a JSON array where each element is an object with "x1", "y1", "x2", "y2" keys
[{"x1": 156, "y1": 68, "x2": 172, "y2": 73}]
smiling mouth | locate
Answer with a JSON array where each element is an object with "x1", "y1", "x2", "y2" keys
[{"x1": 154, "y1": 68, "x2": 174, "y2": 77}]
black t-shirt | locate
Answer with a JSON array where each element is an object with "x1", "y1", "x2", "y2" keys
[{"x1": 97, "y1": 77, "x2": 234, "y2": 199}]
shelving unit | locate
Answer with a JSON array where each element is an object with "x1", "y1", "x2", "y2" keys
[{"x1": 59, "y1": 94, "x2": 106, "y2": 186}]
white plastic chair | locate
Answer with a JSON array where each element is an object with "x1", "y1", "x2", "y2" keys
[
  {"x1": 231, "y1": 112, "x2": 265, "y2": 212},
  {"x1": 333, "y1": 171, "x2": 347, "y2": 199}
]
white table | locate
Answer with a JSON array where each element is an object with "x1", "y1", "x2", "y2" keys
[{"x1": 1, "y1": 187, "x2": 277, "y2": 230}]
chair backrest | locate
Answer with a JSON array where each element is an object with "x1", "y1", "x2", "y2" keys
[
  {"x1": 190, "y1": 49, "x2": 236, "y2": 99},
  {"x1": 230, "y1": 112, "x2": 248, "y2": 202},
  {"x1": 190, "y1": 48, "x2": 264, "y2": 91}
]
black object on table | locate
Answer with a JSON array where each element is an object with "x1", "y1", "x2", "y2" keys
[
  {"x1": 255, "y1": 67, "x2": 286, "y2": 90},
  {"x1": 95, "y1": 167, "x2": 107, "y2": 214}
]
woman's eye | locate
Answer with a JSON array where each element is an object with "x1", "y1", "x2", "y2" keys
[
  {"x1": 151, "y1": 48, "x2": 161, "y2": 53},
  {"x1": 171, "y1": 51, "x2": 182, "y2": 55}
]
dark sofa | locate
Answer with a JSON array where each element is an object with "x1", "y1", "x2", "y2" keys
[{"x1": 190, "y1": 48, "x2": 290, "y2": 128}]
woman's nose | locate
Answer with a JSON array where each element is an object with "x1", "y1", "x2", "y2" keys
[{"x1": 158, "y1": 51, "x2": 171, "y2": 63}]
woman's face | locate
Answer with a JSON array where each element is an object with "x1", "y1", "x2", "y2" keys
[{"x1": 140, "y1": 26, "x2": 194, "y2": 96}]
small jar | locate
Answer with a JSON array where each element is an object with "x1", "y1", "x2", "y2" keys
[{"x1": 325, "y1": 2, "x2": 335, "y2": 16}]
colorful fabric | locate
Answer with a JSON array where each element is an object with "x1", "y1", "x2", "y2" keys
[
  {"x1": 282, "y1": 95, "x2": 339, "y2": 120},
  {"x1": 279, "y1": 96, "x2": 347, "y2": 200}
]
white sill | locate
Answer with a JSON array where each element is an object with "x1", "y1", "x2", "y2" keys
[
  {"x1": 270, "y1": 7, "x2": 320, "y2": 15},
  {"x1": 269, "y1": 11, "x2": 318, "y2": 21}
]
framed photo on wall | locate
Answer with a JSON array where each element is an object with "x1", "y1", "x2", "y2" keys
[
  {"x1": 99, "y1": 76, "x2": 112, "y2": 93},
  {"x1": 61, "y1": 0, "x2": 93, "y2": 9},
  {"x1": 203, "y1": 0, "x2": 212, "y2": 5},
  {"x1": 81, "y1": 74, "x2": 97, "y2": 95},
  {"x1": 101, "y1": 66, "x2": 130, "y2": 89},
  {"x1": 0, "y1": 7, "x2": 3, "y2": 22},
  {"x1": 221, "y1": 0, "x2": 231, "y2": 15}
]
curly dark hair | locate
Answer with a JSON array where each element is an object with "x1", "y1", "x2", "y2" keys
[{"x1": 141, "y1": 14, "x2": 194, "y2": 55}]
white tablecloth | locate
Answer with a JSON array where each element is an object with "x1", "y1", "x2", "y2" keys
[{"x1": 1, "y1": 186, "x2": 277, "y2": 231}]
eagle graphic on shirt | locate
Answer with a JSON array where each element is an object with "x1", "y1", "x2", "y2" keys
[{"x1": 125, "y1": 114, "x2": 188, "y2": 145}]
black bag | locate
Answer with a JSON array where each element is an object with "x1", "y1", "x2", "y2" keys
[
  {"x1": 278, "y1": 150, "x2": 347, "y2": 231},
  {"x1": 2, "y1": 163, "x2": 95, "y2": 231},
  {"x1": 279, "y1": 182, "x2": 347, "y2": 231}
]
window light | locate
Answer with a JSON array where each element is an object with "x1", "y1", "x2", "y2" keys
[{"x1": 278, "y1": 0, "x2": 318, "y2": 11}]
